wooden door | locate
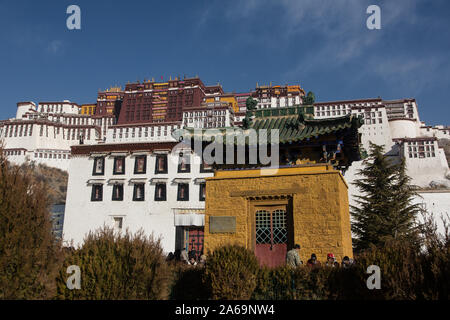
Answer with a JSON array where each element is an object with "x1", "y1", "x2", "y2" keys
[
  {"x1": 255, "y1": 206, "x2": 288, "y2": 268},
  {"x1": 187, "y1": 227, "x2": 204, "y2": 260}
]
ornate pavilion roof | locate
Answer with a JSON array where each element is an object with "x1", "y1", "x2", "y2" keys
[
  {"x1": 176, "y1": 106, "x2": 363, "y2": 145},
  {"x1": 173, "y1": 105, "x2": 364, "y2": 170}
]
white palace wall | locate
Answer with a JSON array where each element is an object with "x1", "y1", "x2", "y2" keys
[{"x1": 63, "y1": 147, "x2": 213, "y2": 252}]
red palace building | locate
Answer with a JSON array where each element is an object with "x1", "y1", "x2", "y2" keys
[{"x1": 116, "y1": 76, "x2": 224, "y2": 125}]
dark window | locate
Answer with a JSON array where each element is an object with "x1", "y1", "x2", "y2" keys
[
  {"x1": 155, "y1": 154, "x2": 168, "y2": 174},
  {"x1": 91, "y1": 184, "x2": 103, "y2": 201},
  {"x1": 177, "y1": 153, "x2": 191, "y2": 173},
  {"x1": 133, "y1": 183, "x2": 145, "y2": 201},
  {"x1": 134, "y1": 155, "x2": 147, "y2": 174},
  {"x1": 199, "y1": 183, "x2": 206, "y2": 201},
  {"x1": 200, "y1": 160, "x2": 213, "y2": 173},
  {"x1": 154, "y1": 183, "x2": 166, "y2": 201},
  {"x1": 177, "y1": 183, "x2": 189, "y2": 201},
  {"x1": 112, "y1": 184, "x2": 124, "y2": 201},
  {"x1": 92, "y1": 157, "x2": 105, "y2": 175},
  {"x1": 113, "y1": 157, "x2": 125, "y2": 175}
]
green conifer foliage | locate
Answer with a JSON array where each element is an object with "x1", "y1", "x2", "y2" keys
[
  {"x1": 204, "y1": 245, "x2": 260, "y2": 300},
  {"x1": 56, "y1": 227, "x2": 169, "y2": 300},
  {"x1": 245, "y1": 97, "x2": 258, "y2": 111},
  {"x1": 351, "y1": 142, "x2": 421, "y2": 252},
  {"x1": 0, "y1": 147, "x2": 63, "y2": 299}
]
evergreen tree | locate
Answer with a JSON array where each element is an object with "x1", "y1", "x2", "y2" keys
[
  {"x1": 245, "y1": 97, "x2": 258, "y2": 111},
  {"x1": 0, "y1": 147, "x2": 63, "y2": 299},
  {"x1": 389, "y1": 159, "x2": 422, "y2": 244},
  {"x1": 351, "y1": 142, "x2": 421, "y2": 252},
  {"x1": 56, "y1": 227, "x2": 169, "y2": 300}
]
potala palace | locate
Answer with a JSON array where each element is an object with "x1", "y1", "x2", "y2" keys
[{"x1": 1, "y1": 77, "x2": 449, "y2": 254}]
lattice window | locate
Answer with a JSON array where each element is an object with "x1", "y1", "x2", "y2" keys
[
  {"x1": 256, "y1": 210, "x2": 271, "y2": 244},
  {"x1": 272, "y1": 210, "x2": 287, "y2": 244}
]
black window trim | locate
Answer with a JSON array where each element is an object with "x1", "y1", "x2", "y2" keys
[
  {"x1": 91, "y1": 184, "x2": 103, "y2": 201},
  {"x1": 112, "y1": 184, "x2": 124, "y2": 201},
  {"x1": 133, "y1": 183, "x2": 145, "y2": 201},
  {"x1": 113, "y1": 156, "x2": 126, "y2": 175},
  {"x1": 200, "y1": 160, "x2": 213, "y2": 173},
  {"x1": 134, "y1": 155, "x2": 147, "y2": 174},
  {"x1": 199, "y1": 183, "x2": 206, "y2": 202},
  {"x1": 155, "y1": 154, "x2": 168, "y2": 174},
  {"x1": 177, "y1": 153, "x2": 191, "y2": 173},
  {"x1": 92, "y1": 157, "x2": 105, "y2": 176},
  {"x1": 154, "y1": 183, "x2": 167, "y2": 201},
  {"x1": 177, "y1": 183, "x2": 189, "y2": 201}
]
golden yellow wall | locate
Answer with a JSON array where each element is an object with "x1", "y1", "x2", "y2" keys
[
  {"x1": 81, "y1": 104, "x2": 96, "y2": 115},
  {"x1": 205, "y1": 96, "x2": 239, "y2": 113},
  {"x1": 204, "y1": 165, "x2": 353, "y2": 263}
]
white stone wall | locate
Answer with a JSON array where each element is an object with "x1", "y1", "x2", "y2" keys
[
  {"x1": 37, "y1": 101, "x2": 80, "y2": 115},
  {"x1": 313, "y1": 99, "x2": 449, "y2": 186},
  {"x1": 389, "y1": 119, "x2": 418, "y2": 139},
  {"x1": 182, "y1": 107, "x2": 234, "y2": 129},
  {"x1": 16, "y1": 102, "x2": 37, "y2": 119},
  {"x1": 63, "y1": 149, "x2": 213, "y2": 252},
  {"x1": 255, "y1": 95, "x2": 301, "y2": 109},
  {"x1": 414, "y1": 191, "x2": 450, "y2": 238},
  {"x1": 106, "y1": 124, "x2": 179, "y2": 144},
  {"x1": 400, "y1": 140, "x2": 449, "y2": 187},
  {"x1": 345, "y1": 167, "x2": 449, "y2": 238},
  {"x1": 1, "y1": 120, "x2": 100, "y2": 171},
  {"x1": 0, "y1": 100, "x2": 114, "y2": 171}
]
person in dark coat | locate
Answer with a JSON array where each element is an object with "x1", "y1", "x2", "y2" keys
[{"x1": 306, "y1": 253, "x2": 321, "y2": 268}]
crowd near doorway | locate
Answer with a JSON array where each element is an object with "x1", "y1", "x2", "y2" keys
[{"x1": 176, "y1": 226, "x2": 204, "y2": 260}]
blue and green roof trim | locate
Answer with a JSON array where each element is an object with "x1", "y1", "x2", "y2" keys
[{"x1": 173, "y1": 92, "x2": 364, "y2": 170}]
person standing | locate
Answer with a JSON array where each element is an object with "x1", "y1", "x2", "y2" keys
[
  {"x1": 180, "y1": 248, "x2": 189, "y2": 264},
  {"x1": 188, "y1": 257, "x2": 197, "y2": 266},
  {"x1": 198, "y1": 254, "x2": 207, "y2": 267},
  {"x1": 341, "y1": 256, "x2": 354, "y2": 268},
  {"x1": 307, "y1": 253, "x2": 321, "y2": 268},
  {"x1": 325, "y1": 253, "x2": 336, "y2": 267},
  {"x1": 286, "y1": 244, "x2": 302, "y2": 267}
]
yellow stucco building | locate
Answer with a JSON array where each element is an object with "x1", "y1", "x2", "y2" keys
[{"x1": 204, "y1": 165, "x2": 353, "y2": 266}]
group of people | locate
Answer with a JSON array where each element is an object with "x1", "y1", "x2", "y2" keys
[
  {"x1": 166, "y1": 248, "x2": 206, "y2": 267},
  {"x1": 286, "y1": 244, "x2": 354, "y2": 268},
  {"x1": 167, "y1": 244, "x2": 354, "y2": 269}
]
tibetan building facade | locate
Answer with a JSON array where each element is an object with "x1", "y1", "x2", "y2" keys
[
  {"x1": 2, "y1": 75, "x2": 449, "y2": 262},
  {"x1": 180, "y1": 106, "x2": 363, "y2": 266},
  {"x1": 63, "y1": 140, "x2": 213, "y2": 255},
  {"x1": 62, "y1": 98, "x2": 364, "y2": 267}
]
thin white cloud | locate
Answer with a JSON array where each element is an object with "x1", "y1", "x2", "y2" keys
[
  {"x1": 282, "y1": 1, "x2": 424, "y2": 81},
  {"x1": 46, "y1": 40, "x2": 63, "y2": 55},
  {"x1": 367, "y1": 54, "x2": 447, "y2": 94}
]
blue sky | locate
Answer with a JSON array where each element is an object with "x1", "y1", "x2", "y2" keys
[{"x1": 0, "y1": 0, "x2": 449, "y2": 125}]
